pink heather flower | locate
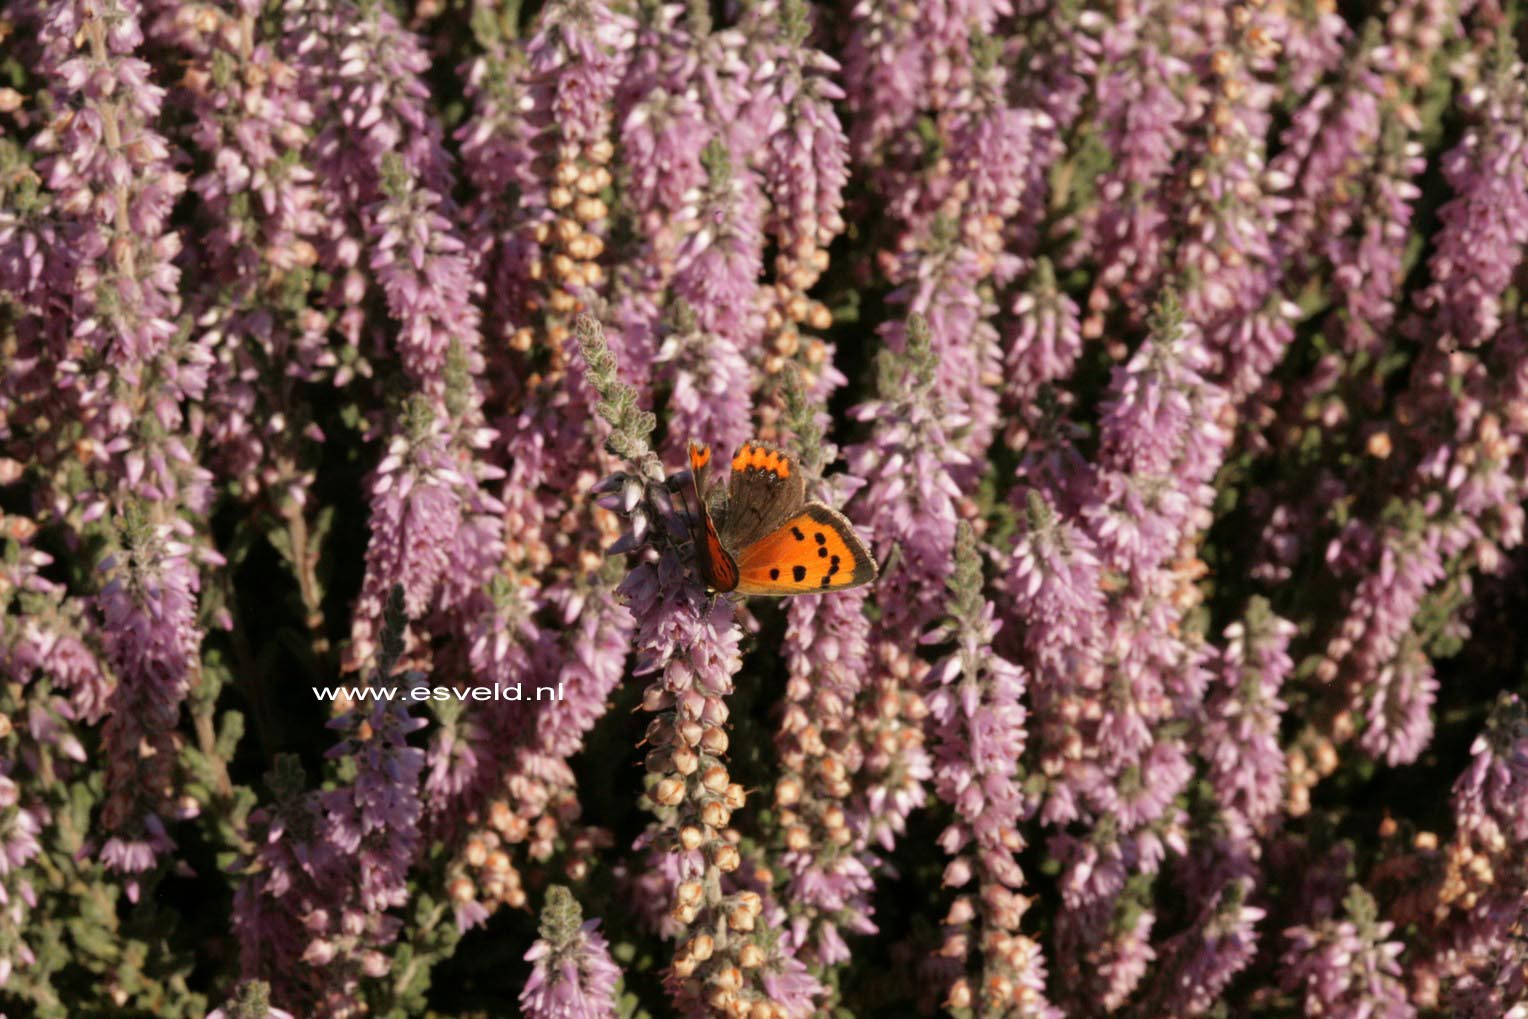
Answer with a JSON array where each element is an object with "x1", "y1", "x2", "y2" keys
[
  {"x1": 34, "y1": 0, "x2": 186, "y2": 377},
  {"x1": 1323, "y1": 519, "x2": 1446, "y2": 766},
  {"x1": 661, "y1": 139, "x2": 766, "y2": 458},
  {"x1": 1089, "y1": 907, "x2": 1158, "y2": 1013},
  {"x1": 869, "y1": 41, "x2": 1050, "y2": 468},
  {"x1": 581, "y1": 316, "x2": 818, "y2": 1016},
  {"x1": 521, "y1": 886, "x2": 621, "y2": 1019},
  {"x1": 526, "y1": 0, "x2": 637, "y2": 148},
  {"x1": 1079, "y1": 12, "x2": 1190, "y2": 324},
  {"x1": 1005, "y1": 489, "x2": 1107, "y2": 828},
  {"x1": 97, "y1": 515, "x2": 205, "y2": 890},
  {"x1": 1005, "y1": 259, "x2": 1084, "y2": 414},
  {"x1": 1144, "y1": 876, "x2": 1265, "y2": 1016},
  {"x1": 754, "y1": 3, "x2": 849, "y2": 291},
  {"x1": 1281, "y1": 0, "x2": 1349, "y2": 91},
  {"x1": 926, "y1": 525, "x2": 1060, "y2": 1017},
  {"x1": 1408, "y1": 55, "x2": 1528, "y2": 351},
  {"x1": 237, "y1": 589, "x2": 425, "y2": 1015},
  {"x1": 1412, "y1": 694, "x2": 1528, "y2": 1013},
  {"x1": 618, "y1": 75, "x2": 710, "y2": 316},
  {"x1": 1452, "y1": 694, "x2": 1528, "y2": 846},
  {"x1": 232, "y1": 757, "x2": 347, "y2": 1011},
  {"x1": 1168, "y1": 4, "x2": 1298, "y2": 402},
  {"x1": 19, "y1": 0, "x2": 214, "y2": 532},
  {"x1": 1281, "y1": 886, "x2": 1415, "y2": 1019},
  {"x1": 450, "y1": 585, "x2": 632, "y2": 834},
  {"x1": 778, "y1": 582, "x2": 879, "y2": 963},
  {"x1": 321, "y1": 689, "x2": 427, "y2": 918},
  {"x1": 346, "y1": 402, "x2": 465, "y2": 669},
  {"x1": 1270, "y1": 51, "x2": 1384, "y2": 285},
  {"x1": 1326, "y1": 126, "x2": 1425, "y2": 358},
  {"x1": 284, "y1": 0, "x2": 492, "y2": 397},
  {"x1": 840, "y1": 0, "x2": 928, "y2": 167},
  {"x1": 0, "y1": 771, "x2": 43, "y2": 982},
  {"x1": 656, "y1": 296, "x2": 754, "y2": 464},
  {"x1": 1201, "y1": 600, "x2": 1294, "y2": 830},
  {"x1": 170, "y1": 7, "x2": 327, "y2": 505},
  {"x1": 368, "y1": 167, "x2": 483, "y2": 391},
  {"x1": 846, "y1": 316, "x2": 965, "y2": 635}
]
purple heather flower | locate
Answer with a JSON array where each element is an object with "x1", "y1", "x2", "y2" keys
[
  {"x1": 777, "y1": 582, "x2": 879, "y2": 964},
  {"x1": 16, "y1": 0, "x2": 216, "y2": 535},
  {"x1": 1281, "y1": 0, "x2": 1350, "y2": 93},
  {"x1": 754, "y1": 4, "x2": 849, "y2": 294},
  {"x1": 1323, "y1": 519, "x2": 1445, "y2": 766},
  {"x1": 446, "y1": 584, "x2": 632, "y2": 834},
  {"x1": 1202, "y1": 600, "x2": 1294, "y2": 830},
  {"x1": 1079, "y1": 14, "x2": 1190, "y2": 325},
  {"x1": 1409, "y1": 55, "x2": 1528, "y2": 350},
  {"x1": 1411, "y1": 694, "x2": 1528, "y2": 1013},
  {"x1": 840, "y1": 0, "x2": 927, "y2": 168},
  {"x1": 346, "y1": 403, "x2": 464, "y2": 669},
  {"x1": 655, "y1": 296, "x2": 754, "y2": 464},
  {"x1": 521, "y1": 886, "x2": 621, "y2": 1019},
  {"x1": 1281, "y1": 886, "x2": 1415, "y2": 1019},
  {"x1": 368, "y1": 171, "x2": 483, "y2": 391},
  {"x1": 96, "y1": 515, "x2": 206, "y2": 891},
  {"x1": 1004, "y1": 489, "x2": 1107, "y2": 828},
  {"x1": 1143, "y1": 876, "x2": 1264, "y2": 1016},
  {"x1": 837, "y1": 319, "x2": 955, "y2": 858},
  {"x1": 321, "y1": 690, "x2": 427, "y2": 918},
  {"x1": 1005, "y1": 259, "x2": 1084, "y2": 414},
  {"x1": 1452, "y1": 694, "x2": 1528, "y2": 846},
  {"x1": 238, "y1": 589, "x2": 426, "y2": 1013},
  {"x1": 846, "y1": 316, "x2": 965, "y2": 636},
  {"x1": 1326, "y1": 126, "x2": 1425, "y2": 358},
  {"x1": 926, "y1": 525, "x2": 1060, "y2": 1018},
  {"x1": 1270, "y1": 42, "x2": 1383, "y2": 281},
  {"x1": 168, "y1": 6, "x2": 329, "y2": 515},
  {"x1": 232, "y1": 759, "x2": 351, "y2": 1012},
  {"x1": 34, "y1": 1, "x2": 185, "y2": 378},
  {"x1": 661, "y1": 139, "x2": 766, "y2": 458},
  {"x1": 284, "y1": 0, "x2": 492, "y2": 396}
]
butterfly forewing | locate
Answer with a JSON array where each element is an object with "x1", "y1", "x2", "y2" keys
[
  {"x1": 716, "y1": 440, "x2": 807, "y2": 553},
  {"x1": 687, "y1": 442, "x2": 740, "y2": 592},
  {"x1": 732, "y1": 503, "x2": 877, "y2": 596}
]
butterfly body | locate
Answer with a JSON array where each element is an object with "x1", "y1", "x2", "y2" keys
[{"x1": 687, "y1": 440, "x2": 877, "y2": 597}]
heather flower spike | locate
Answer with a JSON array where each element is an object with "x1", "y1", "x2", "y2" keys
[
  {"x1": 1, "y1": 8, "x2": 1525, "y2": 1017},
  {"x1": 521, "y1": 886, "x2": 621, "y2": 1019}
]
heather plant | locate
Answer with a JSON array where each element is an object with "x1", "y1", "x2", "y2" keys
[{"x1": 0, "y1": 0, "x2": 1525, "y2": 1017}]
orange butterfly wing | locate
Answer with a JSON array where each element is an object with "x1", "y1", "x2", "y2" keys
[
  {"x1": 732, "y1": 503, "x2": 877, "y2": 596},
  {"x1": 687, "y1": 442, "x2": 739, "y2": 592}
]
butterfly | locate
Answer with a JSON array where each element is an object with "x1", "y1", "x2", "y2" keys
[{"x1": 684, "y1": 439, "x2": 877, "y2": 596}]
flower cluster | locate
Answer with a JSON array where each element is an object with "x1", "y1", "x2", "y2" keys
[{"x1": 0, "y1": 1, "x2": 1525, "y2": 1017}]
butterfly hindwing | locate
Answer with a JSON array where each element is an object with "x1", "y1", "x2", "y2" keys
[
  {"x1": 732, "y1": 503, "x2": 877, "y2": 596},
  {"x1": 716, "y1": 440, "x2": 807, "y2": 553}
]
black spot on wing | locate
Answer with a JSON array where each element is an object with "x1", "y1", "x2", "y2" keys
[
  {"x1": 817, "y1": 547, "x2": 828, "y2": 558},
  {"x1": 769, "y1": 568, "x2": 780, "y2": 580},
  {"x1": 814, "y1": 532, "x2": 826, "y2": 545},
  {"x1": 792, "y1": 565, "x2": 806, "y2": 582},
  {"x1": 820, "y1": 575, "x2": 831, "y2": 588},
  {"x1": 791, "y1": 526, "x2": 805, "y2": 541}
]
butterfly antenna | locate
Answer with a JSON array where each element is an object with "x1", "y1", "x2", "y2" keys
[{"x1": 878, "y1": 541, "x2": 903, "y2": 579}]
